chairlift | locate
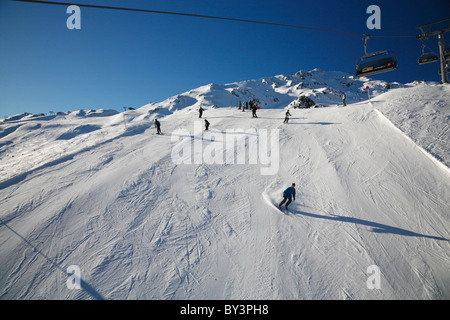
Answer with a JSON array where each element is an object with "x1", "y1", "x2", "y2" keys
[
  {"x1": 356, "y1": 35, "x2": 397, "y2": 77},
  {"x1": 418, "y1": 44, "x2": 439, "y2": 65}
]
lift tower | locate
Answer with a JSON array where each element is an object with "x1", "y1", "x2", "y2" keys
[{"x1": 417, "y1": 18, "x2": 450, "y2": 84}]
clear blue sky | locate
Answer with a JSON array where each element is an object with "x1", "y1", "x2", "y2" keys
[{"x1": 0, "y1": 0, "x2": 449, "y2": 117}]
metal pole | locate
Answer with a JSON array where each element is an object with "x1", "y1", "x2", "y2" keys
[
  {"x1": 438, "y1": 33, "x2": 448, "y2": 84},
  {"x1": 363, "y1": 35, "x2": 371, "y2": 56}
]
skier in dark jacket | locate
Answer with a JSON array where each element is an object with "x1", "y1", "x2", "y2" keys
[
  {"x1": 204, "y1": 119, "x2": 210, "y2": 131},
  {"x1": 252, "y1": 104, "x2": 258, "y2": 118},
  {"x1": 154, "y1": 119, "x2": 161, "y2": 135},
  {"x1": 278, "y1": 183, "x2": 296, "y2": 210},
  {"x1": 284, "y1": 110, "x2": 291, "y2": 123},
  {"x1": 199, "y1": 107, "x2": 204, "y2": 118}
]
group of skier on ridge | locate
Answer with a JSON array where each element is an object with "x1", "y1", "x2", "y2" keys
[
  {"x1": 154, "y1": 91, "x2": 348, "y2": 134},
  {"x1": 154, "y1": 100, "x2": 293, "y2": 135},
  {"x1": 239, "y1": 99, "x2": 259, "y2": 118}
]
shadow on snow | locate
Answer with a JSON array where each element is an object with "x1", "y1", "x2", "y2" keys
[{"x1": 290, "y1": 208, "x2": 448, "y2": 241}]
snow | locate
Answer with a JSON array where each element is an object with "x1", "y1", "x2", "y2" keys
[{"x1": 0, "y1": 70, "x2": 449, "y2": 300}]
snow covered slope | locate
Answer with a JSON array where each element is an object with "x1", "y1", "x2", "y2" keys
[{"x1": 0, "y1": 71, "x2": 449, "y2": 300}]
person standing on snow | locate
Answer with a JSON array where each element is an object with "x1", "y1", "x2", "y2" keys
[
  {"x1": 252, "y1": 104, "x2": 258, "y2": 118},
  {"x1": 278, "y1": 183, "x2": 296, "y2": 210},
  {"x1": 154, "y1": 118, "x2": 162, "y2": 135},
  {"x1": 342, "y1": 93, "x2": 347, "y2": 106},
  {"x1": 204, "y1": 119, "x2": 210, "y2": 131},
  {"x1": 284, "y1": 110, "x2": 292, "y2": 124},
  {"x1": 199, "y1": 106, "x2": 204, "y2": 118}
]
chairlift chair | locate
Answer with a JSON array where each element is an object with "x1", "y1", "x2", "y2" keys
[
  {"x1": 355, "y1": 35, "x2": 398, "y2": 77},
  {"x1": 418, "y1": 44, "x2": 439, "y2": 65}
]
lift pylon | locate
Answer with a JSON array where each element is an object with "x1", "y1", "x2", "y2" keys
[{"x1": 417, "y1": 18, "x2": 450, "y2": 83}]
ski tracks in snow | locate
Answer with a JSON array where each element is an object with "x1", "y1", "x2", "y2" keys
[
  {"x1": 1, "y1": 94, "x2": 449, "y2": 299},
  {"x1": 263, "y1": 104, "x2": 450, "y2": 299}
]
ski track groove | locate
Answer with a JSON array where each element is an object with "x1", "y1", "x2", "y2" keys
[{"x1": 1, "y1": 83, "x2": 449, "y2": 299}]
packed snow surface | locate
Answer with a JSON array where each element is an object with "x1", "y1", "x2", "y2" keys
[{"x1": 0, "y1": 70, "x2": 449, "y2": 299}]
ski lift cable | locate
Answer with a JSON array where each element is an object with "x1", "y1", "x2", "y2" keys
[{"x1": 12, "y1": 0, "x2": 416, "y2": 38}]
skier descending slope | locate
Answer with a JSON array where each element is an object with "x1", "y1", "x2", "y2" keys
[
  {"x1": 284, "y1": 110, "x2": 292, "y2": 124},
  {"x1": 154, "y1": 118, "x2": 162, "y2": 135},
  {"x1": 278, "y1": 183, "x2": 296, "y2": 210},
  {"x1": 251, "y1": 104, "x2": 258, "y2": 118}
]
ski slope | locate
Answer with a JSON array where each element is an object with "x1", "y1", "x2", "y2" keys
[{"x1": 0, "y1": 76, "x2": 449, "y2": 300}]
